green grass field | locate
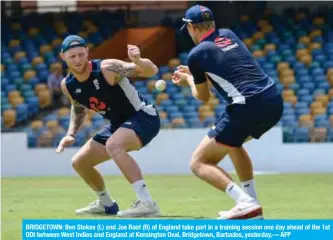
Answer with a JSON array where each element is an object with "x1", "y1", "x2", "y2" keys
[{"x1": 2, "y1": 174, "x2": 333, "y2": 239}]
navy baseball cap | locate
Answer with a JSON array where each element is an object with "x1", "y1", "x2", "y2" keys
[
  {"x1": 181, "y1": 4, "x2": 214, "y2": 30},
  {"x1": 61, "y1": 35, "x2": 86, "y2": 53}
]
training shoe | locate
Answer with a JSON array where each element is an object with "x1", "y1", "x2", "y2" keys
[
  {"x1": 75, "y1": 200, "x2": 119, "y2": 215},
  {"x1": 117, "y1": 200, "x2": 161, "y2": 218},
  {"x1": 218, "y1": 201, "x2": 263, "y2": 220}
]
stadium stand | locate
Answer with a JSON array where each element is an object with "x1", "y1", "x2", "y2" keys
[
  {"x1": 1, "y1": 6, "x2": 332, "y2": 145},
  {"x1": 1, "y1": 11, "x2": 126, "y2": 129}
]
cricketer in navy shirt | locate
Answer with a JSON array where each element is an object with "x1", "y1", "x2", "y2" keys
[
  {"x1": 186, "y1": 27, "x2": 283, "y2": 147},
  {"x1": 188, "y1": 28, "x2": 277, "y2": 105},
  {"x1": 173, "y1": 4, "x2": 283, "y2": 221},
  {"x1": 177, "y1": 8, "x2": 283, "y2": 148}
]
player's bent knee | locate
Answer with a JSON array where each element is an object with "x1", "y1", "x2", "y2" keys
[
  {"x1": 71, "y1": 155, "x2": 87, "y2": 172},
  {"x1": 105, "y1": 141, "x2": 126, "y2": 159},
  {"x1": 189, "y1": 153, "x2": 205, "y2": 175},
  {"x1": 191, "y1": 149, "x2": 205, "y2": 164},
  {"x1": 189, "y1": 160, "x2": 203, "y2": 176}
]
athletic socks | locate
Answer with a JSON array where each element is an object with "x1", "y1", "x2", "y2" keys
[
  {"x1": 241, "y1": 179, "x2": 258, "y2": 200},
  {"x1": 225, "y1": 182, "x2": 254, "y2": 203},
  {"x1": 95, "y1": 189, "x2": 114, "y2": 207},
  {"x1": 132, "y1": 180, "x2": 153, "y2": 202}
]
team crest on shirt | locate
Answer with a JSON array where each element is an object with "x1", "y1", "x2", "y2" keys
[{"x1": 214, "y1": 37, "x2": 239, "y2": 52}]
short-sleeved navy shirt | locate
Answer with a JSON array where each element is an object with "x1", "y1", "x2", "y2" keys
[
  {"x1": 187, "y1": 28, "x2": 276, "y2": 104},
  {"x1": 65, "y1": 59, "x2": 155, "y2": 130}
]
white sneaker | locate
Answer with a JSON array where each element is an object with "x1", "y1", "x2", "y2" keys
[
  {"x1": 117, "y1": 200, "x2": 161, "y2": 218},
  {"x1": 218, "y1": 201, "x2": 263, "y2": 220},
  {"x1": 75, "y1": 200, "x2": 119, "y2": 215}
]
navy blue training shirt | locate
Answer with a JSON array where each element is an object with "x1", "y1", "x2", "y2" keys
[
  {"x1": 187, "y1": 28, "x2": 276, "y2": 104},
  {"x1": 65, "y1": 59, "x2": 156, "y2": 130}
]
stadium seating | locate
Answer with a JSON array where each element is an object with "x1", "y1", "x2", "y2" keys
[
  {"x1": 3, "y1": 7, "x2": 332, "y2": 145},
  {"x1": 242, "y1": 7, "x2": 333, "y2": 143},
  {"x1": 1, "y1": 11, "x2": 126, "y2": 129}
]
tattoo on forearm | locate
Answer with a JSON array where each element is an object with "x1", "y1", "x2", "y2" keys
[
  {"x1": 105, "y1": 60, "x2": 140, "y2": 78},
  {"x1": 68, "y1": 100, "x2": 86, "y2": 136}
]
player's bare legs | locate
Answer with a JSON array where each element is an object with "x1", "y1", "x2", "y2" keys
[
  {"x1": 229, "y1": 146, "x2": 258, "y2": 200},
  {"x1": 204, "y1": 148, "x2": 234, "y2": 182},
  {"x1": 226, "y1": 137, "x2": 258, "y2": 201},
  {"x1": 73, "y1": 127, "x2": 159, "y2": 217},
  {"x1": 190, "y1": 136, "x2": 233, "y2": 190},
  {"x1": 105, "y1": 127, "x2": 160, "y2": 218},
  {"x1": 72, "y1": 138, "x2": 119, "y2": 215},
  {"x1": 229, "y1": 147, "x2": 253, "y2": 182},
  {"x1": 190, "y1": 136, "x2": 262, "y2": 220},
  {"x1": 71, "y1": 139, "x2": 110, "y2": 191},
  {"x1": 105, "y1": 128, "x2": 144, "y2": 184}
]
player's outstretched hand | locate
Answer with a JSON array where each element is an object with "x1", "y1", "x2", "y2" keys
[
  {"x1": 127, "y1": 44, "x2": 141, "y2": 63},
  {"x1": 56, "y1": 135, "x2": 75, "y2": 154},
  {"x1": 172, "y1": 70, "x2": 190, "y2": 86}
]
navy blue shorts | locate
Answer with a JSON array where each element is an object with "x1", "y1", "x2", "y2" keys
[
  {"x1": 208, "y1": 89, "x2": 283, "y2": 148},
  {"x1": 92, "y1": 110, "x2": 160, "y2": 147}
]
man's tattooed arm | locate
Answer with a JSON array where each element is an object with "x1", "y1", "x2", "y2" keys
[
  {"x1": 101, "y1": 59, "x2": 158, "y2": 85},
  {"x1": 104, "y1": 59, "x2": 141, "y2": 78},
  {"x1": 60, "y1": 79, "x2": 86, "y2": 137},
  {"x1": 67, "y1": 100, "x2": 86, "y2": 137}
]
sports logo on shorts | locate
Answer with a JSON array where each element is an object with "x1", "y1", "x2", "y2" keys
[{"x1": 89, "y1": 96, "x2": 107, "y2": 113}]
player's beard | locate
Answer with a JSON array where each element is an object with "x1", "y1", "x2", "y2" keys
[{"x1": 70, "y1": 61, "x2": 88, "y2": 75}]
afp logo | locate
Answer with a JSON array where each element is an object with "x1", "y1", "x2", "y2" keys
[{"x1": 280, "y1": 232, "x2": 291, "y2": 237}]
